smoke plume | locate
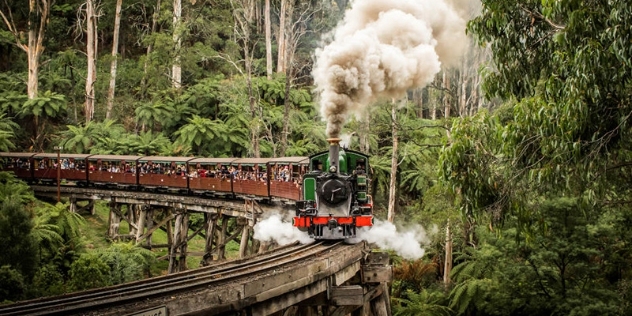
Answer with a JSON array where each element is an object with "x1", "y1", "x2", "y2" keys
[
  {"x1": 352, "y1": 219, "x2": 435, "y2": 260},
  {"x1": 313, "y1": 0, "x2": 468, "y2": 138},
  {"x1": 253, "y1": 212, "x2": 313, "y2": 245}
]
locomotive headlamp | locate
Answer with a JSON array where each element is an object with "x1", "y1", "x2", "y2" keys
[{"x1": 329, "y1": 166, "x2": 337, "y2": 173}]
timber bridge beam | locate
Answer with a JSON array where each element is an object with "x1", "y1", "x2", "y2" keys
[{"x1": 31, "y1": 185, "x2": 294, "y2": 272}]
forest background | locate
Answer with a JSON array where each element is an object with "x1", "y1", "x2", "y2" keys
[{"x1": 1, "y1": 0, "x2": 632, "y2": 315}]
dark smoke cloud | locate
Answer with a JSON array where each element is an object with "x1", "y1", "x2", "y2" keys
[{"x1": 313, "y1": 0, "x2": 469, "y2": 138}]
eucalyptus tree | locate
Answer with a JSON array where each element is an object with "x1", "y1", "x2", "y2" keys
[
  {"x1": 230, "y1": 0, "x2": 261, "y2": 157},
  {"x1": 0, "y1": 0, "x2": 50, "y2": 100},
  {"x1": 105, "y1": 0, "x2": 124, "y2": 119},
  {"x1": 172, "y1": 0, "x2": 182, "y2": 88}
]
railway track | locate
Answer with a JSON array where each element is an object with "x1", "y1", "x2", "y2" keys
[{"x1": 0, "y1": 241, "x2": 354, "y2": 316}]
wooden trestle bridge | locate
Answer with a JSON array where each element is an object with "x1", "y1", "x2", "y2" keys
[{"x1": 1, "y1": 185, "x2": 393, "y2": 316}]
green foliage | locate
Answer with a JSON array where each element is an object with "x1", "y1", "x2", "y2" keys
[
  {"x1": 0, "y1": 199, "x2": 38, "y2": 281},
  {"x1": 443, "y1": 198, "x2": 629, "y2": 315},
  {"x1": 69, "y1": 253, "x2": 111, "y2": 291},
  {"x1": 468, "y1": 0, "x2": 632, "y2": 189},
  {"x1": 31, "y1": 264, "x2": 67, "y2": 297},
  {"x1": 0, "y1": 112, "x2": 19, "y2": 151},
  {"x1": 175, "y1": 115, "x2": 226, "y2": 151},
  {"x1": 20, "y1": 91, "x2": 67, "y2": 118},
  {"x1": 439, "y1": 110, "x2": 507, "y2": 221},
  {"x1": 134, "y1": 100, "x2": 175, "y2": 132},
  {"x1": 90, "y1": 242, "x2": 155, "y2": 286},
  {"x1": 394, "y1": 289, "x2": 452, "y2": 316},
  {"x1": 118, "y1": 131, "x2": 172, "y2": 156},
  {"x1": 0, "y1": 265, "x2": 26, "y2": 302},
  {"x1": 0, "y1": 91, "x2": 27, "y2": 114},
  {"x1": 59, "y1": 119, "x2": 126, "y2": 154}
]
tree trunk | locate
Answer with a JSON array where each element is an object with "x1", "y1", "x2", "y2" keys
[
  {"x1": 443, "y1": 70, "x2": 450, "y2": 119},
  {"x1": 459, "y1": 61, "x2": 468, "y2": 117},
  {"x1": 264, "y1": 0, "x2": 272, "y2": 79},
  {"x1": 246, "y1": 50, "x2": 260, "y2": 158},
  {"x1": 279, "y1": 67, "x2": 291, "y2": 156},
  {"x1": 443, "y1": 220, "x2": 452, "y2": 286},
  {"x1": 85, "y1": 0, "x2": 98, "y2": 123},
  {"x1": 172, "y1": 0, "x2": 182, "y2": 89},
  {"x1": 387, "y1": 100, "x2": 398, "y2": 223},
  {"x1": 415, "y1": 88, "x2": 424, "y2": 119},
  {"x1": 140, "y1": 0, "x2": 161, "y2": 98},
  {"x1": 1, "y1": 0, "x2": 49, "y2": 99},
  {"x1": 276, "y1": 0, "x2": 286, "y2": 73},
  {"x1": 106, "y1": 0, "x2": 123, "y2": 119}
]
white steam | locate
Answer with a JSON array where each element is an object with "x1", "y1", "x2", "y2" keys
[
  {"x1": 353, "y1": 219, "x2": 435, "y2": 260},
  {"x1": 253, "y1": 213, "x2": 313, "y2": 245},
  {"x1": 313, "y1": 0, "x2": 468, "y2": 138},
  {"x1": 254, "y1": 213, "x2": 435, "y2": 260}
]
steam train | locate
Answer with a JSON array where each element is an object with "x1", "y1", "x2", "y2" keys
[
  {"x1": 0, "y1": 141, "x2": 373, "y2": 240},
  {"x1": 293, "y1": 138, "x2": 374, "y2": 239}
]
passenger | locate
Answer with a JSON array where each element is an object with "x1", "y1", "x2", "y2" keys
[{"x1": 355, "y1": 160, "x2": 366, "y2": 175}]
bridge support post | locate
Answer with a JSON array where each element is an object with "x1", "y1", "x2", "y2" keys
[
  {"x1": 136, "y1": 204, "x2": 146, "y2": 242},
  {"x1": 239, "y1": 223, "x2": 250, "y2": 258},
  {"x1": 145, "y1": 206, "x2": 154, "y2": 248},
  {"x1": 178, "y1": 210, "x2": 189, "y2": 271},
  {"x1": 69, "y1": 197, "x2": 77, "y2": 213},
  {"x1": 127, "y1": 204, "x2": 137, "y2": 237},
  {"x1": 107, "y1": 201, "x2": 121, "y2": 240},
  {"x1": 217, "y1": 215, "x2": 228, "y2": 260},
  {"x1": 167, "y1": 209, "x2": 190, "y2": 273},
  {"x1": 202, "y1": 213, "x2": 218, "y2": 265}
]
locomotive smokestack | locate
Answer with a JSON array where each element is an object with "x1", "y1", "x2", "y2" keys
[{"x1": 327, "y1": 138, "x2": 341, "y2": 174}]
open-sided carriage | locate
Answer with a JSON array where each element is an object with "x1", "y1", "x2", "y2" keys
[
  {"x1": 138, "y1": 156, "x2": 193, "y2": 193},
  {"x1": 188, "y1": 157, "x2": 235, "y2": 196},
  {"x1": 87, "y1": 155, "x2": 141, "y2": 188},
  {"x1": 269, "y1": 156, "x2": 309, "y2": 201},
  {"x1": 0, "y1": 152, "x2": 36, "y2": 180}
]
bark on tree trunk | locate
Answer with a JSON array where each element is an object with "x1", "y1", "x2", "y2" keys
[
  {"x1": 459, "y1": 62, "x2": 468, "y2": 117},
  {"x1": 443, "y1": 219, "x2": 452, "y2": 286},
  {"x1": 1, "y1": 0, "x2": 49, "y2": 107},
  {"x1": 264, "y1": 0, "x2": 272, "y2": 79},
  {"x1": 276, "y1": 0, "x2": 286, "y2": 73},
  {"x1": 416, "y1": 88, "x2": 424, "y2": 119},
  {"x1": 387, "y1": 100, "x2": 398, "y2": 223},
  {"x1": 443, "y1": 70, "x2": 450, "y2": 119},
  {"x1": 172, "y1": 0, "x2": 182, "y2": 89},
  {"x1": 279, "y1": 67, "x2": 291, "y2": 156},
  {"x1": 140, "y1": 0, "x2": 160, "y2": 98},
  {"x1": 106, "y1": 0, "x2": 123, "y2": 119},
  {"x1": 85, "y1": 0, "x2": 98, "y2": 123}
]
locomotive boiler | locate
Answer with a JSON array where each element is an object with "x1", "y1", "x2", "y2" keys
[{"x1": 293, "y1": 138, "x2": 373, "y2": 239}]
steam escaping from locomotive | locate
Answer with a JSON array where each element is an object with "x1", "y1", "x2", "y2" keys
[
  {"x1": 254, "y1": 213, "x2": 313, "y2": 245},
  {"x1": 313, "y1": 0, "x2": 468, "y2": 138},
  {"x1": 354, "y1": 220, "x2": 435, "y2": 260}
]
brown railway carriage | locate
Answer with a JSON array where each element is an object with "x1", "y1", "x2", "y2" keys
[
  {"x1": 269, "y1": 156, "x2": 309, "y2": 201},
  {"x1": 188, "y1": 157, "x2": 235, "y2": 195},
  {"x1": 138, "y1": 156, "x2": 193, "y2": 190},
  {"x1": 87, "y1": 155, "x2": 141, "y2": 188},
  {"x1": 1, "y1": 151, "x2": 311, "y2": 202},
  {"x1": 32, "y1": 153, "x2": 91, "y2": 184},
  {"x1": 231, "y1": 158, "x2": 270, "y2": 198},
  {"x1": 0, "y1": 152, "x2": 36, "y2": 180}
]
